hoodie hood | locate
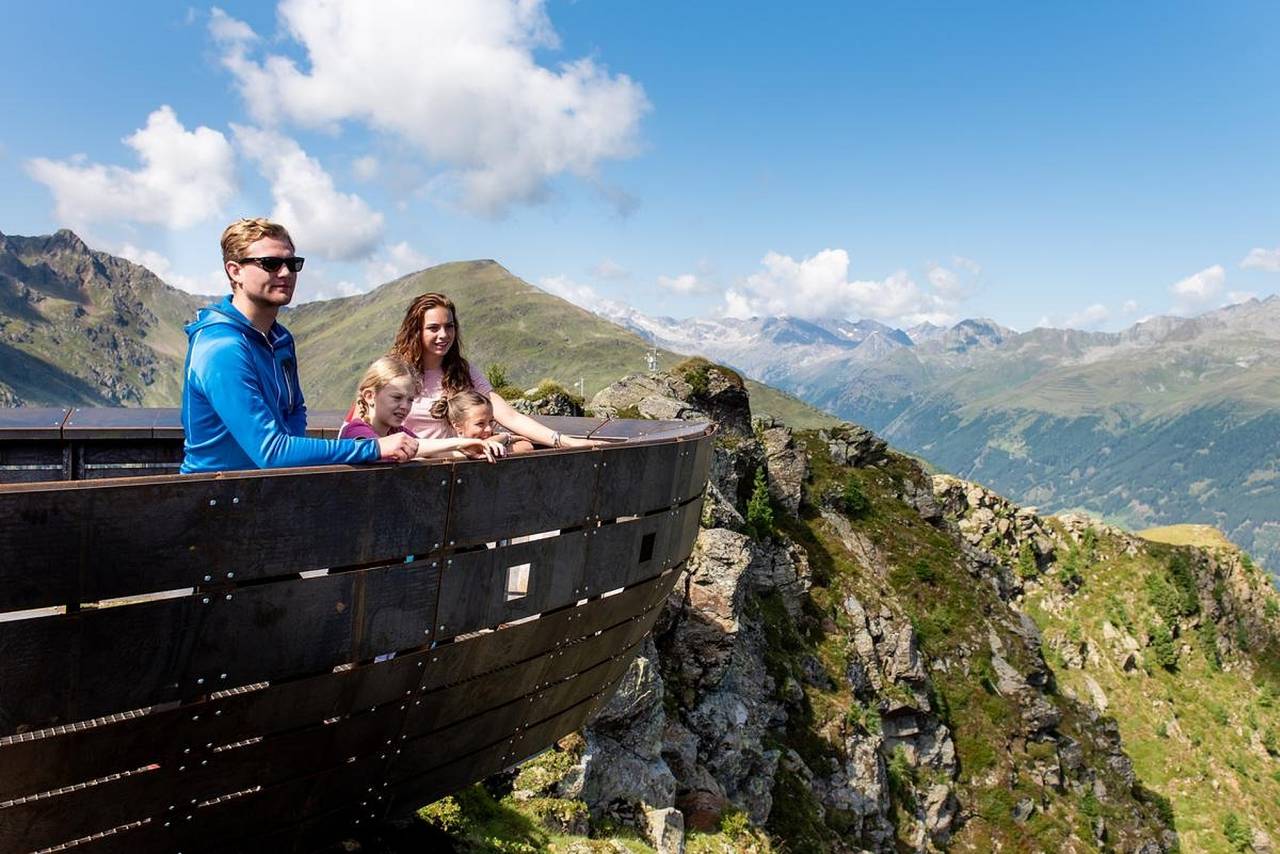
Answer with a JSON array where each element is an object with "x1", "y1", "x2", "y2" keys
[{"x1": 186, "y1": 295, "x2": 293, "y2": 349}]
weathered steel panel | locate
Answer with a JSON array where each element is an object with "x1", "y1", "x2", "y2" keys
[
  {"x1": 0, "y1": 406, "x2": 70, "y2": 439},
  {"x1": 419, "y1": 567, "x2": 677, "y2": 693},
  {"x1": 0, "y1": 463, "x2": 450, "y2": 612},
  {"x1": 0, "y1": 563, "x2": 440, "y2": 736},
  {"x1": 594, "y1": 440, "x2": 682, "y2": 520},
  {"x1": 446, "y1": 450, "x2": 598, "y2": 545},
  {"x1": 433, "y1": 531, "x2": 589, "y2": 639},
  {"x1": 0, "y1": 649, "x2": 427, "y2": 802}
]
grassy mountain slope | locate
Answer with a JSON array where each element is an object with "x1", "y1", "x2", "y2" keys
[
  {"x1": 285, "y1": 260, "x2": 836, "y2": 426},
  {"x1": 0, "y1": 230, "x2": 206, "y2": 406}
]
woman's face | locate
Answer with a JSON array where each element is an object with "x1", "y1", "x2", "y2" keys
[
  {"x1": 364, "y1": 376, "x2": 416, "y2": 432},
  {"x1": 420, "y1": 305, "x2": 456, "y2": 365},
  {"x1": 454, "y1": 405, "x2": 495, "y2": 439}
]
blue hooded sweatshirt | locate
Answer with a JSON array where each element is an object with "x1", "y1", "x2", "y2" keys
[{"x1": 180, "y1": 296, "x2": 379, "y2": 473}]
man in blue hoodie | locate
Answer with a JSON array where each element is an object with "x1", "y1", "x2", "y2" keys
[{"x1": 180, "y1": 218, "x2": 418, "y2": 473}]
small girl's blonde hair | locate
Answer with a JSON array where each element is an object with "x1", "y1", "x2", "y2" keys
[
  {"x1": 432, "y1": 388, "x2": 492, "y2": 425},
  {"x1": 354, "y1": 355, "x2": 421, "y2": 421}
]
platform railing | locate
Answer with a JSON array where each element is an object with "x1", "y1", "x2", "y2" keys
[{"x1": 0, "y1": 409, "x2": 712, "y2": 853}]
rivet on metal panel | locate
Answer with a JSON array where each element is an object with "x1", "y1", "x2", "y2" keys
[
  {"x1": 225, "y1": 594, "x2": 232, "y2": 601},
  {"x1": 165, "y1": 822, "x2": 171, "y2": 828},
  {"x1": 227, "y1": 571, "x2": 235, "y2": 579},
  {"x1": 232, "y1": 497, "x2": 240, "y2": 505},
  {"x1": 447, "y1": 559, "x2": 453, "y2": 566},
  {"x1": 214, "y1": 709, "x2": 222, "y2": 716},
  {"x1": 201, "y1": 597, "x2": 210, "y2": 604},
  {"x1": 201, "y1": 759, "x2": 207, "y2": 766},
  {"x1": 209, "y1": 499, "x2": 217, "y2": 507},
  {"x1": 456, "y1": 477, "x2": 462, "y2": 484},
  {"x1": 203, "y1": 574, "x2": 211, "y2": 582},
  {"x1": 449, "y1": 539, "x2": 455, "y2": 545},
  {"x1": 440, "y1": 480, "x2": 447, "y2": 486},
  {"x1": 439, "y1": 624, "x2": 446, "y2": 630},
  {"x1": 192, "y1": 715, "x2": 199, "y2": 721},
  {"x1": 178, "y1": 765, "x2": 185, "y2": 772},
  {"x1": 196, "y1": 677, "x2": 205, "y2": 685},
  {"x1": 183, "y1": 748, "x2": 191, "y2": 754},
  {"x1": 219, "y1": 672, "x2": 227, "y2": 679}
]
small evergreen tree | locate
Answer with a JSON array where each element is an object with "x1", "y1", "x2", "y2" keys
[
  {"x1": 841, "y1": 476, "x2": 870, "y2": 518},
  {"x1": 1147, "y1": 621, "x2": 1178, "y2": 671},
  {"x1": 746, "y1": 468, "x2": 774, "y2": 540},
  {"x1": 1016, "y1": 542, "x2": 1039, "y2": 579}
]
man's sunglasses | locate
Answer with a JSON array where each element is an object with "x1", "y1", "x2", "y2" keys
[{"x1": 238, "y1": 256, "x2": 306, "y2": 273}]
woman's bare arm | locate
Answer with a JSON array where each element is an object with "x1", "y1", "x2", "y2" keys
[{"x1": 490, "y1": 393, "x2": 601, "y2": 449}]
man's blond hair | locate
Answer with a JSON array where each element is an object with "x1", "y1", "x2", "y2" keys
[{"x1": 220, "y1": 218, "x2": 295, "y2": 287}]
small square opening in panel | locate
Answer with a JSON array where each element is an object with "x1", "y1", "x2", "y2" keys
[
  {"x1": 639, "y1": 532, "x2": 656, "y2": 563},
  {"x1": 506, "y1": 562, "x2": 532, "y2": 601}
]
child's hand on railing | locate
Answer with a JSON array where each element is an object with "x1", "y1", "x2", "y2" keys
[
  {"x1": 377, "y1": 433, "x2": 418, "y2": 462},
  {"x1": 457, "y1": 437, "x2": 508, "y2": 463}
]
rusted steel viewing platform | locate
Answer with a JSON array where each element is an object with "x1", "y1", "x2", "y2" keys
[{"x1": 0, "y1": 408, "x2": 712, "y2": 853}]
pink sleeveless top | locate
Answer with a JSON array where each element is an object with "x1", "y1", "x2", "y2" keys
[{"x1": 402, "y1": 366, "x2": 492, "y2": 439}]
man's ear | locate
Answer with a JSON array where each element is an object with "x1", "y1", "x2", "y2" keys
[{"x1": 225, "y1": 260, "x2": 241, "y2": 290}]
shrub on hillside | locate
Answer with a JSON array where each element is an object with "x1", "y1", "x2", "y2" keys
[
  {"x1": 840, "y1": 476, "x2": 871, "y2": 519},
  {"x1": 1016, "y1": 542, "x2": 1039, "y2": 579},
  {"x1": 485, "y1": 362, "x2": 510, "y2": 390},
  {"x1": 1147, "y1": 621, "x2": 1178, "y2": 671},
  {"x1": 746, "y1": 468, "x2": 775, "y2": 541},
  {"x1": 1222, "y1": 812, "x2": 1252, "y2": 852}
]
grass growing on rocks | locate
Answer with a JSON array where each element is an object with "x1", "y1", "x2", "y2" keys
[{"x1": 1022, "y1": 526, "x2": 1280, "y2": 853}]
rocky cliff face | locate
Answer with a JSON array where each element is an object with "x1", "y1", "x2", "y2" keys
[
  {"x1": 440, "y1": 368, "x2": 1280, "y2": 854},
  {"x1": 417, "y1": 366, "x2": 1280, "y2": 853}
]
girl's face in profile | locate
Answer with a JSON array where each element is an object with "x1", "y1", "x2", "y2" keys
[
  {"x1": 364, "y1": 375, "x2": 416, "y2": 432},
  {"x1": 454, "y1": 404, "x2": 495, "y2": 439}
]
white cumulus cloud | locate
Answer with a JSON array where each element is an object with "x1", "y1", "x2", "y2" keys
[
  {"x1": 1170, "y1": 264, "x2": 1225, "y2": 312},
  {"x1": 723, "y1": 249, "x2": 955, "y2": 326},
  {"x1": 26, "y1": 106, "x2": 236, "y2": 229},
  {"x1": 233, "y1": 125, "x2": 384, "y2": 261},
  {"x1": 1241, "y1": 247, "x2": 1280, "y2": 272},
  {"x1": 212, "y1": 0, "x2": 649, "y2": 216}
]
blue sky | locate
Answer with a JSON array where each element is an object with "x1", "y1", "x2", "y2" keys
[{"x1": 2, "y1": 1, "x2": 1278, "y2": 332}]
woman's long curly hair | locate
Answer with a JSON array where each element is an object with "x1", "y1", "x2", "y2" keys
[{"x1": 390, "y1": 292, "x2": 475, "y2": 401}]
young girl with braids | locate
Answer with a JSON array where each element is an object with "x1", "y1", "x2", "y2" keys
[
  {"x1": 440, "y1": 390, "x2": 535, "y2": 455},
  {"x1": 391, "y1": 292, "x2": 599, "y2": 449},
  {"x1": 338, "y1": 355, "x2": 507, "y2": 462}
]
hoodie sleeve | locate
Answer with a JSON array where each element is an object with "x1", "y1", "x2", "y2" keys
[{"x1": 194, "y1": 334, "x2": 380, "y2": 468}]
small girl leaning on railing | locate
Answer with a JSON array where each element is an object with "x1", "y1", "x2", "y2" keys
[
  {"x1": 434, "y1": 389, "x2": 535, "y2": 455},
  {"x1": 339, "y1": 356, "x2": 508, "y2": 462}
]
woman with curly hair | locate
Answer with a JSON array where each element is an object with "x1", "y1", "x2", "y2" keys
[{"x1": 391, "y1": 292, "x2": 597, "y2": 449}]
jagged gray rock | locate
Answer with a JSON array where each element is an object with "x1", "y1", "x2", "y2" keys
[{"x1": 758, "y1": 419, "x2": 807, "y2": 515}]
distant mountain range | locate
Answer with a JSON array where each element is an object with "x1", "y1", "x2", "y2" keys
[
  {"x1": 0, "y1": 229, "x2": 833, "y2": 429},
  {"x1": 597, "y1": 298, "x2": 1280, "y2": 578}
]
